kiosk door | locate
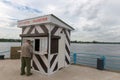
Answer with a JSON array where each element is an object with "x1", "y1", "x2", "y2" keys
[{"x1": 58, "y1": 33, "x2": 65, "y2": 69}]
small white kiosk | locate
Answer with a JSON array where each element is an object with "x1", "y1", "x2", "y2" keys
[{"x1": 17, "y1": 14, "x2": 74, "y2": 75}]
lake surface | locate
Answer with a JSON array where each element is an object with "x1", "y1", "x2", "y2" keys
[
  {"x1": 0, "y1": 42, "x2": 21, "y2": 58},
  {"x1": 1, "y1": 42, "x2": 120, "y2": 71},
  {"x1": 70, "y1": 43, "x2": 120, "y2": 71},
  {"x1": 70, "y1": 43, "x2": 120, "y2": 56},
  {"x1": 0, "y1": 42, "x2": 120, "y2": 58}
]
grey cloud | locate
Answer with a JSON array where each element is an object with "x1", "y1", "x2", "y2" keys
[
  {"x1": 98, "y1": 3, "x2": 120, "y2": 27},
  {"x1": 9, "y1": 22, "x2": 17, "y2": 27},
  {"x1": 0, "y1": 27, "x2": 21, "y2": 39},
  {"x1": 9, "y1": 18, "x2": 19, "y2": 21},
  {"x1": 69, "y1": 0, "x2": 120, "y2": 42},
  {"x1": 62, "y1": 1, "x2": 91, "y2": 21},
  {"x1": 85, "y1": 5, "x2": 101, "y2": 20},
  {"x1": 0, "y1": 17, "x2": 18, "y2": 27},
  {"x1": 82, "y1": 24, "x2": 101, "y2": 32},
  {"x1": 63, "y1": 0, "x2": 104, "y2": 21},
  {"x1": 73, "y1": 1, "x2": 92, "y2": 18},
  {"x1": 83, "y1": 25, "x2": 120, "y2": 42},
  {"x1": 82, "y1": 1, "x2": 104, "y2": 20}
]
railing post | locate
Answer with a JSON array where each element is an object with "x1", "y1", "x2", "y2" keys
[
  {"x1": 73, "y1": 53, "x2": 77, "y2": 64},
  {"x1": 101, "y1": 56, "x2": 106, "y2": 67},
  {"x1": 97, "y1": 55, "x2": 106, "y2": 70}
]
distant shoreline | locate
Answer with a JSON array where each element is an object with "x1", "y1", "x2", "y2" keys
[
  {"x1": 1, "y1": 42, "x2": 119, "y2": 44},
  {"x1": 0, "y1": 39, "x2": 21, "y2": 42},
  {"x1": 0, "y1": 39, "x2": 120, "y2": 44},
  {"x1": 71, "y1": 41, "x2": 120, "y2": 44},
  {"x1": 71, "y1": 42, "x2": 120, "y2": 44}
]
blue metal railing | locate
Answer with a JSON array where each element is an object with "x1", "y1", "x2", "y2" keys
[
  {"x1": 0, "y1": 50, "x2": 10, "y2": 53},
  {"x1": 0, "y1": 50, "x2": 10, "y2": 58},
  {"x1": 70, "y1": 52, "x2": 120, "y2": 71}
]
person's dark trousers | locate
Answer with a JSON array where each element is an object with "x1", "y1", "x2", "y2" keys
[{"x1": 21, "y1": 57, "x2": 31, "y2": 75}]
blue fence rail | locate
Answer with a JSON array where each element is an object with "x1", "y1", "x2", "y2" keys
[
  {"x1": 1, "y1": 50, "x2": 120, "y2": 71},
  {"x1": 0, "y1": 50, "x2": 10, "y2": 58},
  {"x1": 0, "y1": 50, "x2": 10, "y2": 53},
  {"x1": 70, "y1": 52, "x2": 120, "y2": 71}
]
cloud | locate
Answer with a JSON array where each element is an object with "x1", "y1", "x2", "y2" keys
[
  {"x1": 0, "y1": 0, "x2": 120, "y2": 42},
  {"x1": 0, "y1": 27, "x2": 21, "y2": 39},
  {"x1": 0, "y1": 0, "x2": 42, "y2": 37},
  {"x1": 69, "y1": 0, "x2": 120, "y2": 42},
  {"x1": 2, "y1": 0, "x2": 41, "y2": 13}
]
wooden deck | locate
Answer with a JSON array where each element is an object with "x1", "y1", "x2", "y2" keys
[{"x1": 0, "y1": 59, "x2": 120, "y2": 80}]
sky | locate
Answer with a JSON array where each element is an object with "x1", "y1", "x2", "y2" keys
[{"x1": 0, "y1": 0, "x2": 120, "y2": 42}]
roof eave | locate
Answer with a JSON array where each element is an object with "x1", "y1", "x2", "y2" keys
[{"x1": 50, "y1": 14, "x2": 75, "y2": 30}]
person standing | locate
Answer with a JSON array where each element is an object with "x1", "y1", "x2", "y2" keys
[{"x1": 20, "y1": 39, "x2": 33, "y2": 76}]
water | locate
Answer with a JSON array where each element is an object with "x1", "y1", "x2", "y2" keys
[
  {"x1": 0, "y1": 42, "x2": 120, "y2": 70},
  {"x1": 70, "y1": 43, "x2": 120, "y2": 56},
  {"x1": 70, "y1": 43, "x2": 120, "y2": 71},
  {"x1": 0, "y1": 42, "x2": 21, "y2": 58},
  {"x1": 1, "y1": 42, "x2": 120, "y2": 58}
]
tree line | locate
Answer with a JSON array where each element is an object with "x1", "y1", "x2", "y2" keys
[
  {"x1": 71, "y1": 40, "x2": 120, "y2": 44},
  {"x1": 0, "y1": 38, "x2": 120, "y2": 44},
  {"x1": 0, "y1": 38, "x2": 21, "y2": 42}
]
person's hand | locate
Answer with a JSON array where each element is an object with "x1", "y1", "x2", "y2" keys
[{"x1": 30, "y1": 53, "x2": 33, "y2": 59}]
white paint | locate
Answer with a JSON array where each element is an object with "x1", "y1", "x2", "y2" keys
[
  {"x1": 50, "y1": 54, "x2": 58, "y2": 73},
  {"x1": 35, "y1": 25, "x2": 44, "y2": 33},
  {"x1": 23, "y1": 27, "x2": 30, "y2": 34},
  {"x1": 66, "y1": 30, "x2": 70, "y2": 38},
  {"x1": 58, "y1": 32, "x2": 65, "y2": 69},
  {"x1": 48, "y1": 24, "x2": 51, "y2": 75},
  {"x1": 39, "y1": 55, "x2": 48, "y2": 69},
  {"x1": 31, "y1": 27, "x2": 35, "y2": 34},
  {"x1": 44, "y1": 24, "x2": 51, "y2": 32},
  {"x1": 50, "y1": 16, "x2": 72, "y2": 30},
  {"x1": 54, "y1": 28, "x2": 62, "y2": 36},
  {"x1": 33, "y1": 55, "x2": 45, "y2": 73},
  {"x1": 33, "y1": 37, "x2": 48, "y2": 55}
]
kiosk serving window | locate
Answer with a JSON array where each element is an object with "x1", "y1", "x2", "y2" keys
[
  {"x1": 35, "y1": 39, "x2": 40, "y2": 51},
  {"x1": 34, "y1": 37, "x2": 47, "y2": 54}
]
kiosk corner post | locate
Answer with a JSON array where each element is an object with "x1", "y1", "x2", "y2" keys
[{"x1": 48, "y1": 25, "x2": 51, "y2": 75}]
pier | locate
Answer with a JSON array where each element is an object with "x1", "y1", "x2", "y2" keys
[
  {"x1": 0, "y1": 59, "x2": 120, "y2": 80},
  {"x1": 0, "y1": 48, "x2": 120, "y2": 80}
]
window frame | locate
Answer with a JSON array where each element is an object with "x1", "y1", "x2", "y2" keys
[{"x1": 34, "y1": 37, "x2": 48, "y2": 54}]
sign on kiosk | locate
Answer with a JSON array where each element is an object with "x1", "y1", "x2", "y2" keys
[{"x1": 18, "y1": 17, "x2": 48, "y2": 27}]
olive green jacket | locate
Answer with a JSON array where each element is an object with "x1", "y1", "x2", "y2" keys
[{"x1": 21, "y1": 43, "x2": 33, "y2": 58}]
